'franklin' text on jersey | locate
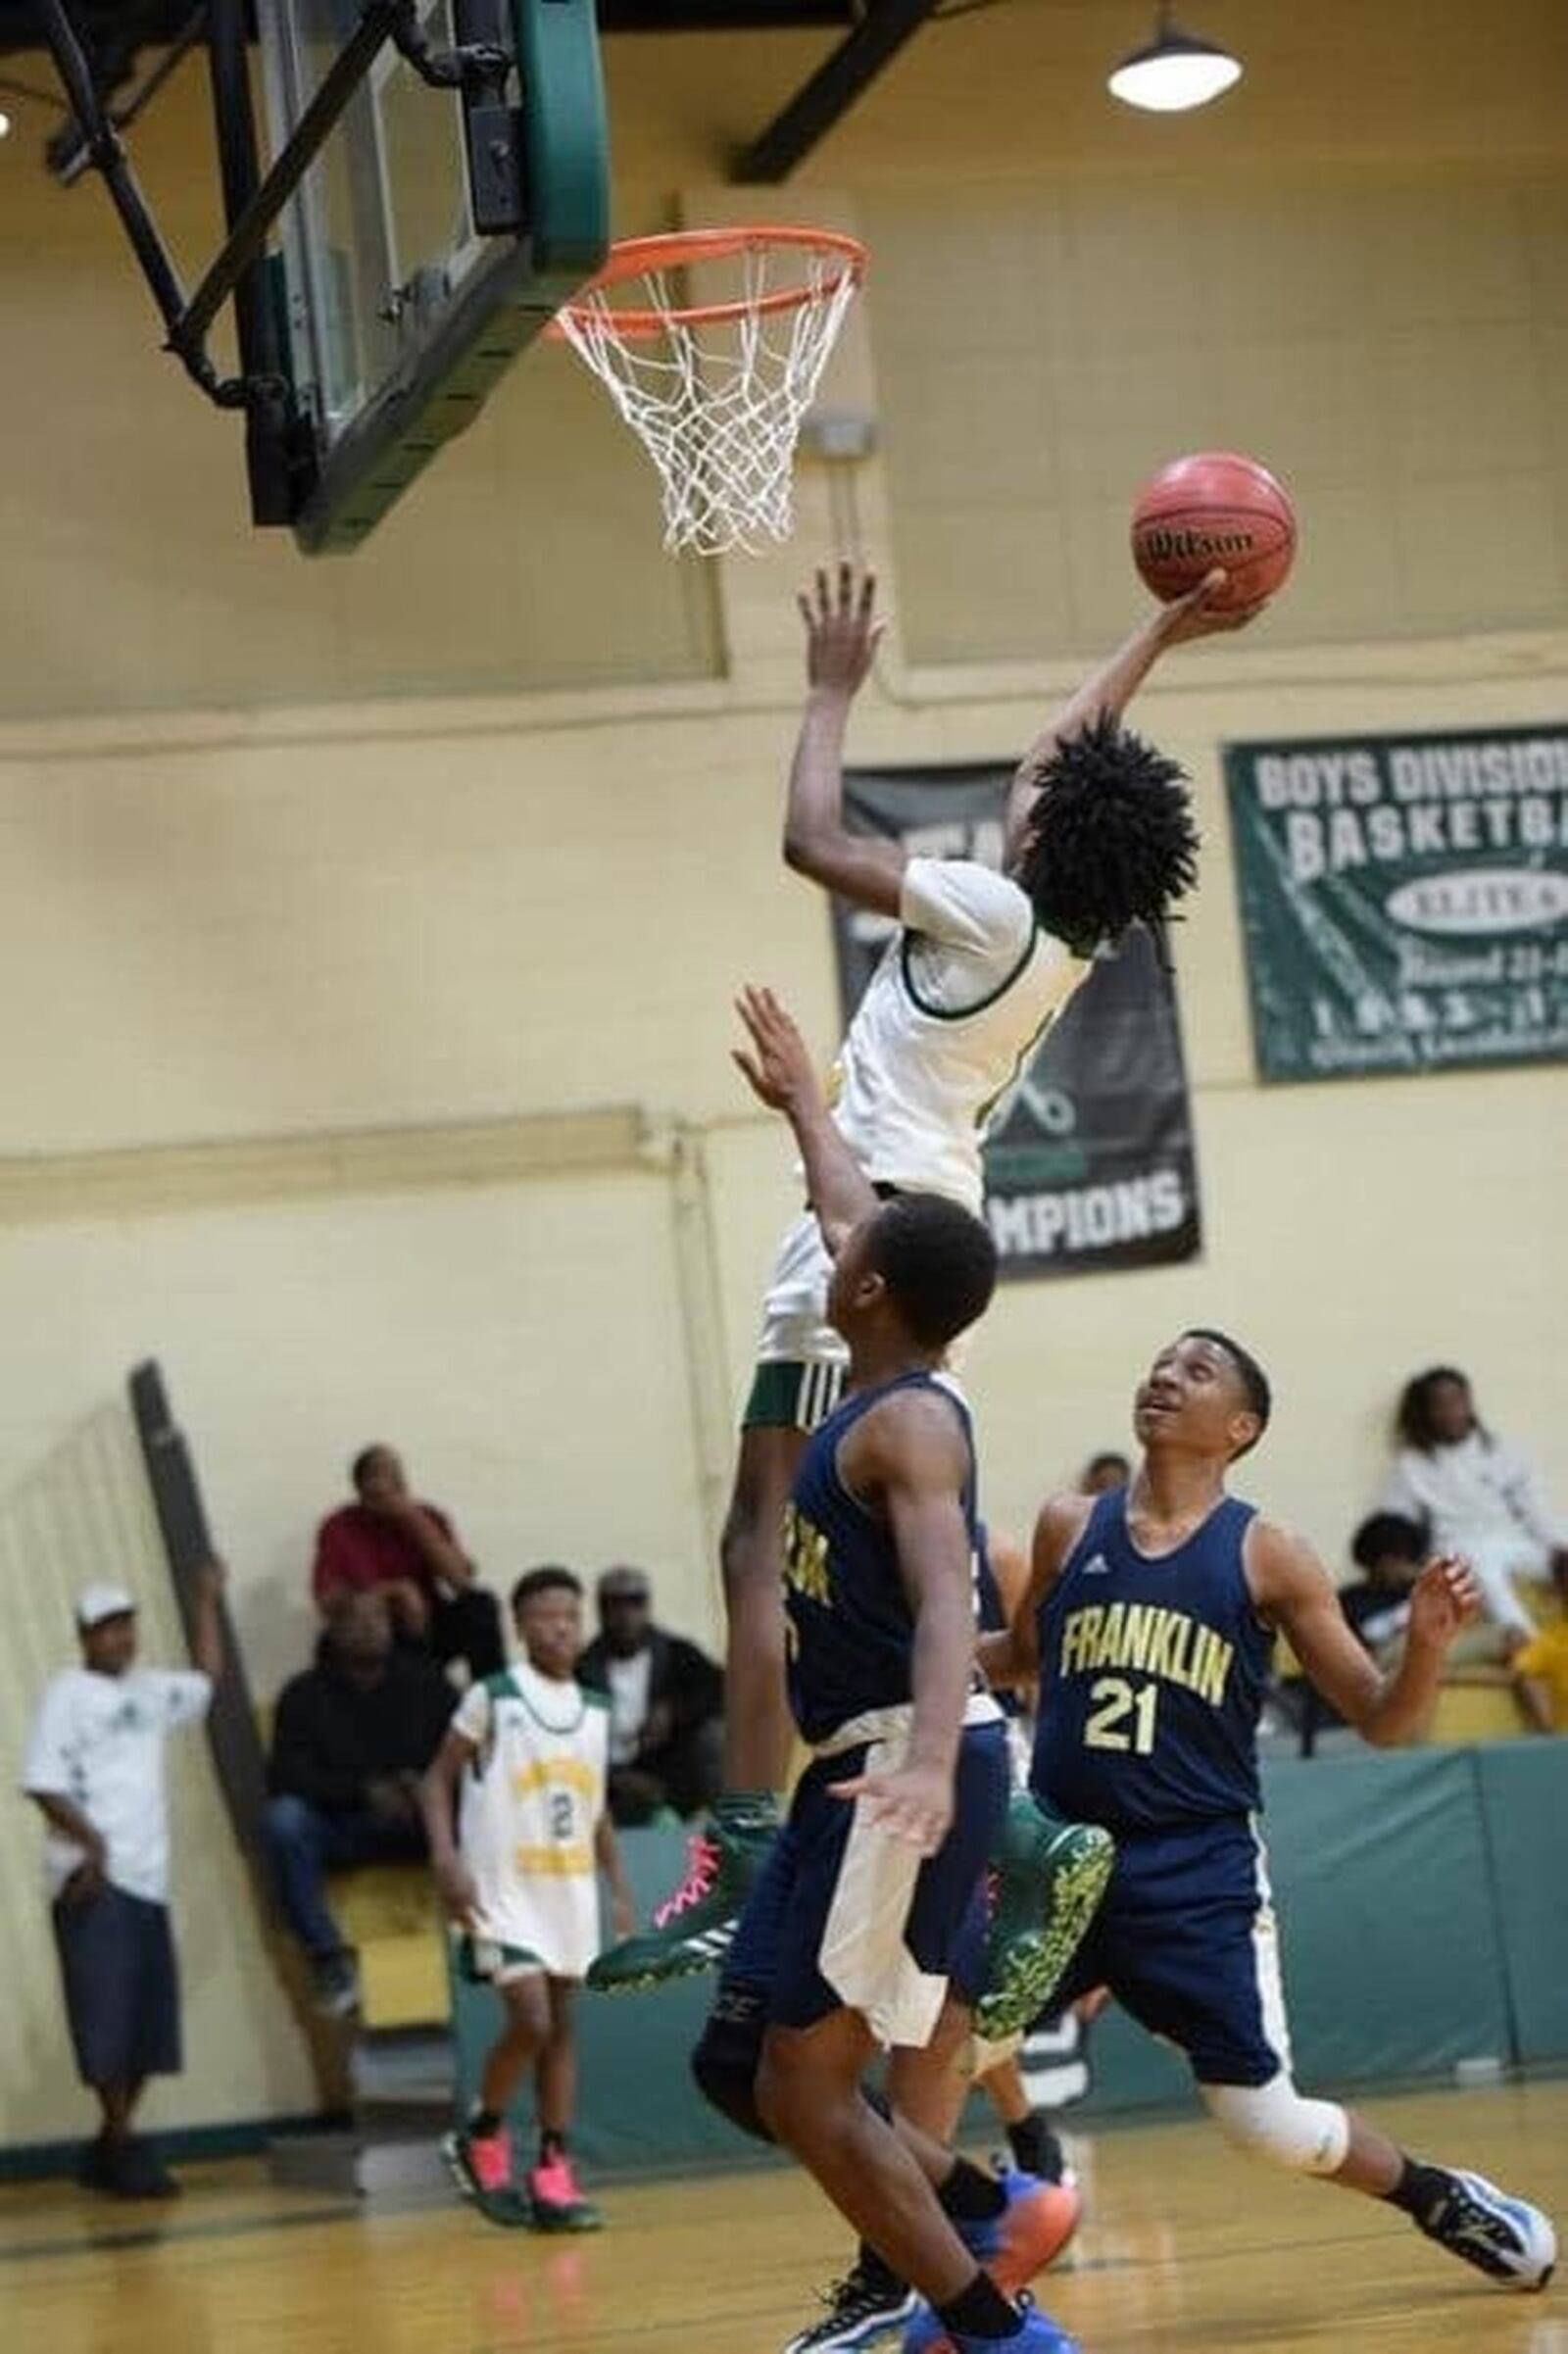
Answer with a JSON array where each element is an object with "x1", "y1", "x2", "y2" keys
[{"x1": 1031, "y1": 1489, "x2": 1273, "y2": 1833}]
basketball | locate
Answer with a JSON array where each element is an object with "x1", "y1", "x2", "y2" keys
[{"x1": 1131, "y1": 452, "x2": 1298, "y2": 611}]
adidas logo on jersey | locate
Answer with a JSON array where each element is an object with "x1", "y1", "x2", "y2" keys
[{"x1": 1080, "y1": 1553, "x2": 1111, "y2": 1576}]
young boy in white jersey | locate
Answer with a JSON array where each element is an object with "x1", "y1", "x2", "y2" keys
[
  {"x1": 421, "y1": 1566, "x2": 635, "y2": 2230},
  {"x1": 594, "y1": 559, "x2": 1263, "y2": 2010}
]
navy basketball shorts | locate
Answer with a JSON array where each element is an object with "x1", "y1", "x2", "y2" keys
[
  {"x1": 1044, "y1": 1814, "x2": 1293, "y2": 2088},
  {"x1": 52, "y1": 1883, "x2": 182, "y2": 2087},
  {"x1": 726, "y1": 1718, "x2": 1009, "y2": 2047}
]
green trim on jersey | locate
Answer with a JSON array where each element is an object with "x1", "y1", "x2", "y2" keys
[
  {"x1": 479, "y1": 1665, "x2": 594, "y2": 1738},
  {"x1": 899, "y1": 920, "x2": 1041, "y2": 1023},
  {"x1": 456, "y1": 1930, "x2": 545, "y2": 1985},
  {"x1": 743, "y1": 1357, "x2": 845, "y2": 1433}
]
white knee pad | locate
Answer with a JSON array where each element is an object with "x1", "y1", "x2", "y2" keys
[{"x1": 1200, "y1": 2073, "x2": 1349, "y2": 2176}]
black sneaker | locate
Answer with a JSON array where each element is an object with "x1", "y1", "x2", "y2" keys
[
  {"x1": 1004, "y1": 2111, "x2": 1071, "y2": 2187},
  {"x1": 782, "y1": 2264, "x2": 919, "y2": 2352},
  {"x1": 309, "y1": 1946, "x2": 362, "y2": 2020},
  {"x1": 1414, "y1": 2167, "x2": 1555, "y2": 2290},
  {"x1": 104, "y1": 2138, "x2": 180, "y2": 2199}
]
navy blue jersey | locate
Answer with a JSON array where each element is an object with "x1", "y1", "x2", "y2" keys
[
  {"x1": 974, "y1": 1522, "x2": 1023, "y2": 1720},
  {"x1": 785, "y1": 1371, "x2": 979, "y2": 1745},
  {"x1": 1030, "y1": 1489, "x2": 1272, "y2": 1834}
]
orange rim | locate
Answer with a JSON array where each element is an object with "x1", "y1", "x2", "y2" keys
[{"x1": 545, "y1": 226, "x2": 867, "y2": 341}]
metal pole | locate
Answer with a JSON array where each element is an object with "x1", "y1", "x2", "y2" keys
[
  {"x1": 732, "y1": 0, "x2": 942, "y2": 184},
  {"x1": 33, "y1": 0, "x2": 204, "y2": 370},
  {"x1": 203, "y1": 0, "x2": 298, "y2": 523}
]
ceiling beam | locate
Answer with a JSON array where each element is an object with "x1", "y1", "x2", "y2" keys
[{"x1": 732, "y1": 0, "x2": 944, "y2": 183}]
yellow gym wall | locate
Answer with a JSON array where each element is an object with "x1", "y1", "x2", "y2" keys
[{"x1": 0, "y1": 0, "x2": 1565, "y2": 2144}]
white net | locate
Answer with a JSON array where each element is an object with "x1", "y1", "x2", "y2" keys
[{"x1": 554, "y1": 241, "x2": 862, "y2": 557}]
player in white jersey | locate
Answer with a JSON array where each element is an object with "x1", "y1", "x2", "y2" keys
[
  {"x1": 421, "y1": 1566, "x2": 634, "y2": 2230},
  {"x1": 592, "y1": 559, "x2": 1261, "y2": 2005}
]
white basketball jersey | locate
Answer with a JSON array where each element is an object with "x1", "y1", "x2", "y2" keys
[
  {"x1": 829, "y1": 858, "x2": 1091, "y2": 1214},
  {"x1": 453, "y1": 1663, "x2": 610, "y2": 1980}
]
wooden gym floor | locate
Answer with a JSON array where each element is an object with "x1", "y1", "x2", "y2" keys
[{"x1": 3, "y1": 2079, "x2": 1563, "y2": 2354}]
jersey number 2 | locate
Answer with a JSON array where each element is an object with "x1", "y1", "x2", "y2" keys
[{"x1": 1084, "y1": 1677, "x2": 1157, "y2": 1756}]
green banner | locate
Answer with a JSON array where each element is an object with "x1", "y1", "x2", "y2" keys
[{"x1": 1223, "y1": 726, "x2": 1568, "y2": 1082}]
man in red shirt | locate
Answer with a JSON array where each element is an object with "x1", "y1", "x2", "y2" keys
[{"x1": 313, "y1": 1445, "x2": 504, "y2": 1680}]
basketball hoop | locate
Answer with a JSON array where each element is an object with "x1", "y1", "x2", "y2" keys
[{"x1": 547, "y1": 227, "x2": 867, "y2": 557}]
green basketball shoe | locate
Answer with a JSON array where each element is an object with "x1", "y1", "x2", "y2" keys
[
  {"x1": 587, "y1": 1810, "x2": 777, "y2": 1993},
  {"x1": 973, "y1": 1796, "x2": 1114, "y2": 2042}
]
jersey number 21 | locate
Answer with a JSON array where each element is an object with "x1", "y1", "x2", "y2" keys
[{"x1": 1084, "y1": 1677, "x2": 1157, "y2": 1755}]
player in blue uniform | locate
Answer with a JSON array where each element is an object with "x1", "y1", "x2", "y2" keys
[
  {"x1": 694, "y1": 986, "x2": 1080, "y2": 2354},
  {"x1": 941, "y1": 1327, "x2": 1555, "y2": 2347}
]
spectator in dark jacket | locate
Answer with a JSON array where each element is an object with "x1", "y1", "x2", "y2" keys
[
  {"x1": 576, "y1": 1566, "x2": 724, "y2": 1827},
  {"x1": 1341, "y1": 1513, "x2": 1427, "y2": 1660},
  {"x1": 264, "y1": 1588, "x2": 454, "y2": 2015}
]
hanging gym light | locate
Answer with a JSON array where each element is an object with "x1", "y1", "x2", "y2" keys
[{"x1": 1108, "y1": 3, "x2": 1243, "y2": 113}]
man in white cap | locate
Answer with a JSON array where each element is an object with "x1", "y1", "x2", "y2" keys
[{"x1": 23, "y1": 1561, "x2": 225, "y2": 2197}]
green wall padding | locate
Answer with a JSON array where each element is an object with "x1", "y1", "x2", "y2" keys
[
  {"x1": 1474, "y1": 1742, "x2": 1568, "y2": 2065},
  {"x1": 451, "y1": 1741, "x2": 1568, "y2": 2178},
  {"x1": 1255, "y1": 1747, "x2": 1513, "y2": 2087}
]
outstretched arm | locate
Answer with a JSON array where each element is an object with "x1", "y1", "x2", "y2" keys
[
  {"x1": 828, "y1": 1391, "x2": 978, "y2": 1854},
  {"x1": 1002, "y1": 572, "x2": 1261, "y2": 866},
  {"x1": 189, "y1": 1557, "x2": 227, "y2": 1684},
  {"x1": 732, "y1": 984, "x2": 878, "y2": 1255},
  {"x1": 1252, "y1": 1524, "x2": 1482, "y2": 1748},
  {"x1": 781, "y1": 563, "x2": 906, "y2": 918}
]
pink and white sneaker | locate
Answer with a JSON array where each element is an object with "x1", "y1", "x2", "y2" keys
[
  {"x1": 527, "y1": 2149, "x2": 605, "y2": 2232},
  {"x1": 443, "y1": 2122, "x2": 512, "y2": 2200}
]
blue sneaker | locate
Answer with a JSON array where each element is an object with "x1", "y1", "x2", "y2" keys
[
  {"x1": 903, "y1": 2290, "x2": 1082, "y2": 2353},
  {"x1": 953, "y1": 2171, "x2": 1081, "y2": 2292}
]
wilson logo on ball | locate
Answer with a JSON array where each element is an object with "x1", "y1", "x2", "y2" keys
[{"x1": 1138, "y1": 525, "x2": 1259, "y2": 561}]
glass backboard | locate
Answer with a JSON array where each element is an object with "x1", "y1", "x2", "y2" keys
[{"x1": 257, "y1": 0, "x2": 610, "y2": 553}]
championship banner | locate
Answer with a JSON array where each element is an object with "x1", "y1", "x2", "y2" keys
[
  {"x1": 1223, "y1": 725, "x2": 1568, "y2": 1083},
  {"x1": 834, "y1": 765, "x2": 1201, "y2": 1281}
]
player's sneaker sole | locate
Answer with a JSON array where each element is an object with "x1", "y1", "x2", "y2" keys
[
  {"x1": 530, "y1": 2195, "x2": 605, "y2": 2232},
  {"x1": 975, "y1": 1819, "x2": 1114, "y2": 2042},
  {"x1": 992, "y1": 2178, "x2": 1083, "y2": 2292}
]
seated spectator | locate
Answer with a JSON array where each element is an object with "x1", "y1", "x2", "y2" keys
[
  {"x1": 265, "y1": 1588, "x2": 456, "y2": 2015},
  {"x1": 23, "y1": 1563, "x2": 225, "y2": 2198},
  {"x1": 1079, "y1": 1450, "x2": 1131, "y2": 1496},
  {"x1": 313, "y1": 1443, "x2": 504, "y2": 1682},
  {"x1": 575, "y1": 1566, "x2": 724, "y2": 1828},
  {"x1": 1340, "y1": 1513, "x2": 1426, "y2": 1660},
  {"x1": 1382, "y1": 1367, "x2": 1567, "y2": 1647},
  {"x1": 1512, "y1": 1556, "x2": 1568, "y2": 1735}
]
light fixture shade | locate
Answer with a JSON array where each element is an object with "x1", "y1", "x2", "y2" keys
[{"x1": 1109, "y1": 22, "x2": 1243, "y2": 113}]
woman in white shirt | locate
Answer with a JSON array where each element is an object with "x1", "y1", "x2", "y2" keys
[{"x1": 1382, "y1": 1367, "x2": 1567, "y2": 1645}]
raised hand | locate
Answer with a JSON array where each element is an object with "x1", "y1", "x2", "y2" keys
[
  {"x1": 798, "y1": 560, "x2": 886, "y2": 697},
  {"x1": 1156, "y1": 567, "x2": 1270, "y2": 643},
  {"x1": 1406, "y1": 1554, "x2": 1482, "y2": 1651},
  {"x1": 732, "y1": 984, "x2": 821, "y2": 1115}
]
